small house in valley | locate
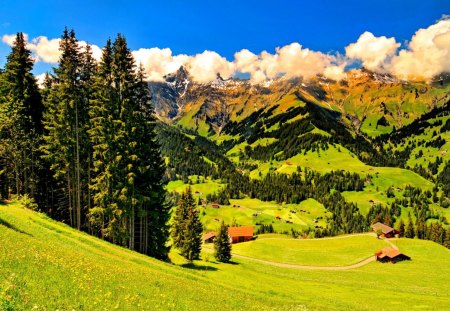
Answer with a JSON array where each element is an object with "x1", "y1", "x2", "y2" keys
[
  {"x1": 375, "y1": 247, "x2": 411, "y2": 263},
  {"x1": 228, "y1": 226, "x2": 254, "y2": 243},
  {"x1": 211, "y1": 203, "x2": 220, "y2": 208},
  {"x1": 371, "y1": 222, "x2": 399, "y2": 238},
  {"x1": 203, "y1": 232, "x2": 216, "y2": 243}
]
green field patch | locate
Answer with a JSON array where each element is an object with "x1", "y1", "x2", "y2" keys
[
  {"x1": 166, "y1": 177, "x2": 224, "y2": 196},
  {"x1": 232, "y1": 235, "x2": 387, "y2": 266}
]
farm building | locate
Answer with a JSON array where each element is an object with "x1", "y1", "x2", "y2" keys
[
  {"x1": 203, "y1": 232, "x2": 216, "y2": 243},
  {"x1": 371, "y1": 222, "x2": 399, "y2": 238},
  {"x1": 375, "y1": 247, "x2": 411, "y2": 263},
  {"x1": 228, "y1": 226, "x2": 254, "y2": 243},
  {"x1": 210, "y1": 203, "x2": 220, "y2": 208}
]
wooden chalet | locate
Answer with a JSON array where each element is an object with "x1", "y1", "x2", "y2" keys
[
  {"x1": 210, "y1": 203, "x2": 220, "y2": 208},
  {"x1": 228, "y1": 226, "x2": 254, "y2": 243},
  {"x1": 203, "y1": 232, "x2": 216, "y2": 243},
  {"x1": 371, "y1": 222, "x2": 399, "y2": 238},
  {"x1": 375, "y1": 247, "x2": 411, "y2": 263}
]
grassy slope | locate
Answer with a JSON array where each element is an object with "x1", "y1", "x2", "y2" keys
[
  {"x1": 231, "y1": 235, "x2": 387, "y2": 266},
  {"x1": 1, "y1": 202, "x2": 450, "y2": 310}
]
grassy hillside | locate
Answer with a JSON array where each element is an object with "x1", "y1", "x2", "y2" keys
[
  {"x1": 231, "y1": 234, "x2": 387, "y2": 266},
  {"x1": 2, "y1": 202, "x2": 450, "y2": 310}
]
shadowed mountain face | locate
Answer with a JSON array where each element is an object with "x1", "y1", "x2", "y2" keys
[{"x1": 149, "y1": 67, "x2": 450, "y2": 136}]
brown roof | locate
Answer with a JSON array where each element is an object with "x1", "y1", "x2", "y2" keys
[
  {"x1": 371, "y1": 222, "x2": 396, "y2": 234},
  {"x1": 203, "y1": 232, "x2": 216, "y2": 241},
  {"x1": 228, "y1": 226, "x2": 254, "y2": 238},
  {"x1": 375, "y1": 247, "x2": 409, "y2": 259}
]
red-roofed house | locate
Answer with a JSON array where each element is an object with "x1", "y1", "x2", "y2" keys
[
  {"x1": 371, "y1": 222, "x2": 399, "y2": 238},
  {"x1": 203, "y1": 232, "x2": 216, "y2": 243},
  {"x1": 375, "y1": 247, "x2": 411, "y2": 263},
  {"x1": 228, "y1": 226, "x2": 254, "y2": 243},
  {"x1": 211, "y1": 203, "x2": 220, "y2": 208}
]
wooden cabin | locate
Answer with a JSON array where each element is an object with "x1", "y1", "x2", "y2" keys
[
  {"x1": 375, "y1": 247, "x2": 411, "y2": 263},
  {"x1": 371, "y1": 222, "x2": 399, "y2": 238},
  {"x1": 203, "y1": 232, "x2": 216, "y2": 243},
  {"x1": 211, "y1": 203, "x2": 220, "y2": 208},
  {"x1": 228, "y1": 226, "x2": 254, "y2": 243}
]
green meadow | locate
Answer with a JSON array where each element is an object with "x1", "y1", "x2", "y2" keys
[{"x1": 1, "y1": 202, "x2": 450, "y2": 310}]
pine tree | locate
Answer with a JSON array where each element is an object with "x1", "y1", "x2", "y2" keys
[
  {"x1": 0, "y1": 32, "x2": 43, "y2": 198},
  {"x1": 405, "y1": 216, "x2": 415, "y2": 238},
  {"x1": 172, "y1": 187, "x2": 195, "y2": 248},
  {"x1": 88, "y1": 39, "x2": 114, "y2": 238},
  {"x1": 397, "y1": 219, "x2": 405, "y2": 237},
  {"x1": 444, "y1": 227, "x2": 450, "y2": 249},
  {"x1": 41, "y1": 28, "x2": 91, "y2": 230},
  {"x1": 214, "y1": 221, "x2": 232, "y2": 263},
  {"x1": 172, "y1": 187, "x2": 202, "y2": 261},
  {"x1": 88, "y1": 35, "x2": 169, "y2": 259},
  {"x1": 180, "y1": 204, "x2": 203, "y2": 261}
]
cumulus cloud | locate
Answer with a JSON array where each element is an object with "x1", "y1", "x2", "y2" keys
[
  {"x1": 132, "y1": 48, "x2": 189, "y2": 81},
  {"x1": 35, "y1": 73, "x2": 47, "y2": 88},
  {"x1": 390, "y1": 18, "x2": 450, "y2": 80},
  {"x1": 3, "y1": 18, "x2": 450, "y2": 83},
  {"x1": 234, "y1": 43, "x2": 344, "y2": 83},
  {"x1": 345, "y1": 31, "x2": 400, "y2": 72}
]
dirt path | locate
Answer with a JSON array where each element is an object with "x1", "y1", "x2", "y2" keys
[
  {"x1": 231, "y1": 253, "x2": 377, "y2": 270},
  {"x1": 258, "y1": 232, "x2": 377, "y2": 242}
]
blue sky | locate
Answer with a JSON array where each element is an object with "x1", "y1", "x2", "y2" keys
[{"x1": 0, "y1": 0, "x2": 449, "y2": 80}]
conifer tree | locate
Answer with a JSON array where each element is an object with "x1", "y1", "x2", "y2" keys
[
  {"x1": 397, "y1": 219, "x2": 405, "y2": 237},
  {"x1": 0, "y1": 32, "x2": 43, "y2": 198},
  {"x1": 405, "y1": 216, "x2": 415, "y2": 238},
  {"x1": 444, "y1": 227, "x2": 450, "y2": 249},
  {"x1": 180, "y1": 203, "x2": 203, "y2": 261},
  {"x1": 88, "y1": 35, "x2": 169, "y2": 259},
  {"x1": 214, "y1": 221, "x2": 232, "y2": 263},
  {"x1": 171, "y1": 187, "x2": 193, "y2": 249},
  {"x1": 172, "y1": 187, "x2": 202, "y2": 261},
  {"x1": 41, "y1": 28, "x2": 91, "y2": 229}
]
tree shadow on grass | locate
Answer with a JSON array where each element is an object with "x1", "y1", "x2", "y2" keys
[
  {"x1": 226, "y1": 260, "x2": 239, "y2": 265},
  {"x1": 181, "y1": 262, "x2": 218, "y2": 271},
  {"x1": 0, "y1": 217, "x2": 33, "y2": 236}
]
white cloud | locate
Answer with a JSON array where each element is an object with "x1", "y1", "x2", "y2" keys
[
  {"x1": 345, "y1": 31, "x2": 400, "y2": 72},
  {"x1": 390, "y1": 18, "x2": 450, "y2": 80},
  {"x1": 28, "y1": 36, "x2": 60, "y2": 63},
  {"x1": 188, "y1": 50, "x2": 235, "y2": 83},
  {"x1": 323, "y1": 65, "x2": 346, "y2": 81},
  {"x1": 132, "y1": 47, "x2": 190, "y2": 81},
  {"x1": 3, "y1": 18, "x2": 450, "y2": 83},
  {"x1": 35, "y1": 72, "x2": 47, "y2": 89}
]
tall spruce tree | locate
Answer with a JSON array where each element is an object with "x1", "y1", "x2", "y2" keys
[
  {"x1": 172, "y1": 187, "x2": 202, "y2": 261},
  {"x1": 171, "y1": 187, "x2": 193, "y2": 249},
  {"x1": 0, "y1": 32, "x2": 43, "y2": 199},
  {"x1": 41, "y1": 28, "x2": 91, "y2": 229},
  {"x1": 214, "y1": 221, "x2": 232, "y2": 263},
  {"x1": 88, "y1": 35, "x2": 169, "y2": 259}
]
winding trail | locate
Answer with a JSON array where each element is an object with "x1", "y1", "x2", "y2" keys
[
  {"x1": 205, "y1": 233, "x2": 397, "y2": 271},
  {"x1": 231, "y1": 253, "x2": 377, "y2": 271}
]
